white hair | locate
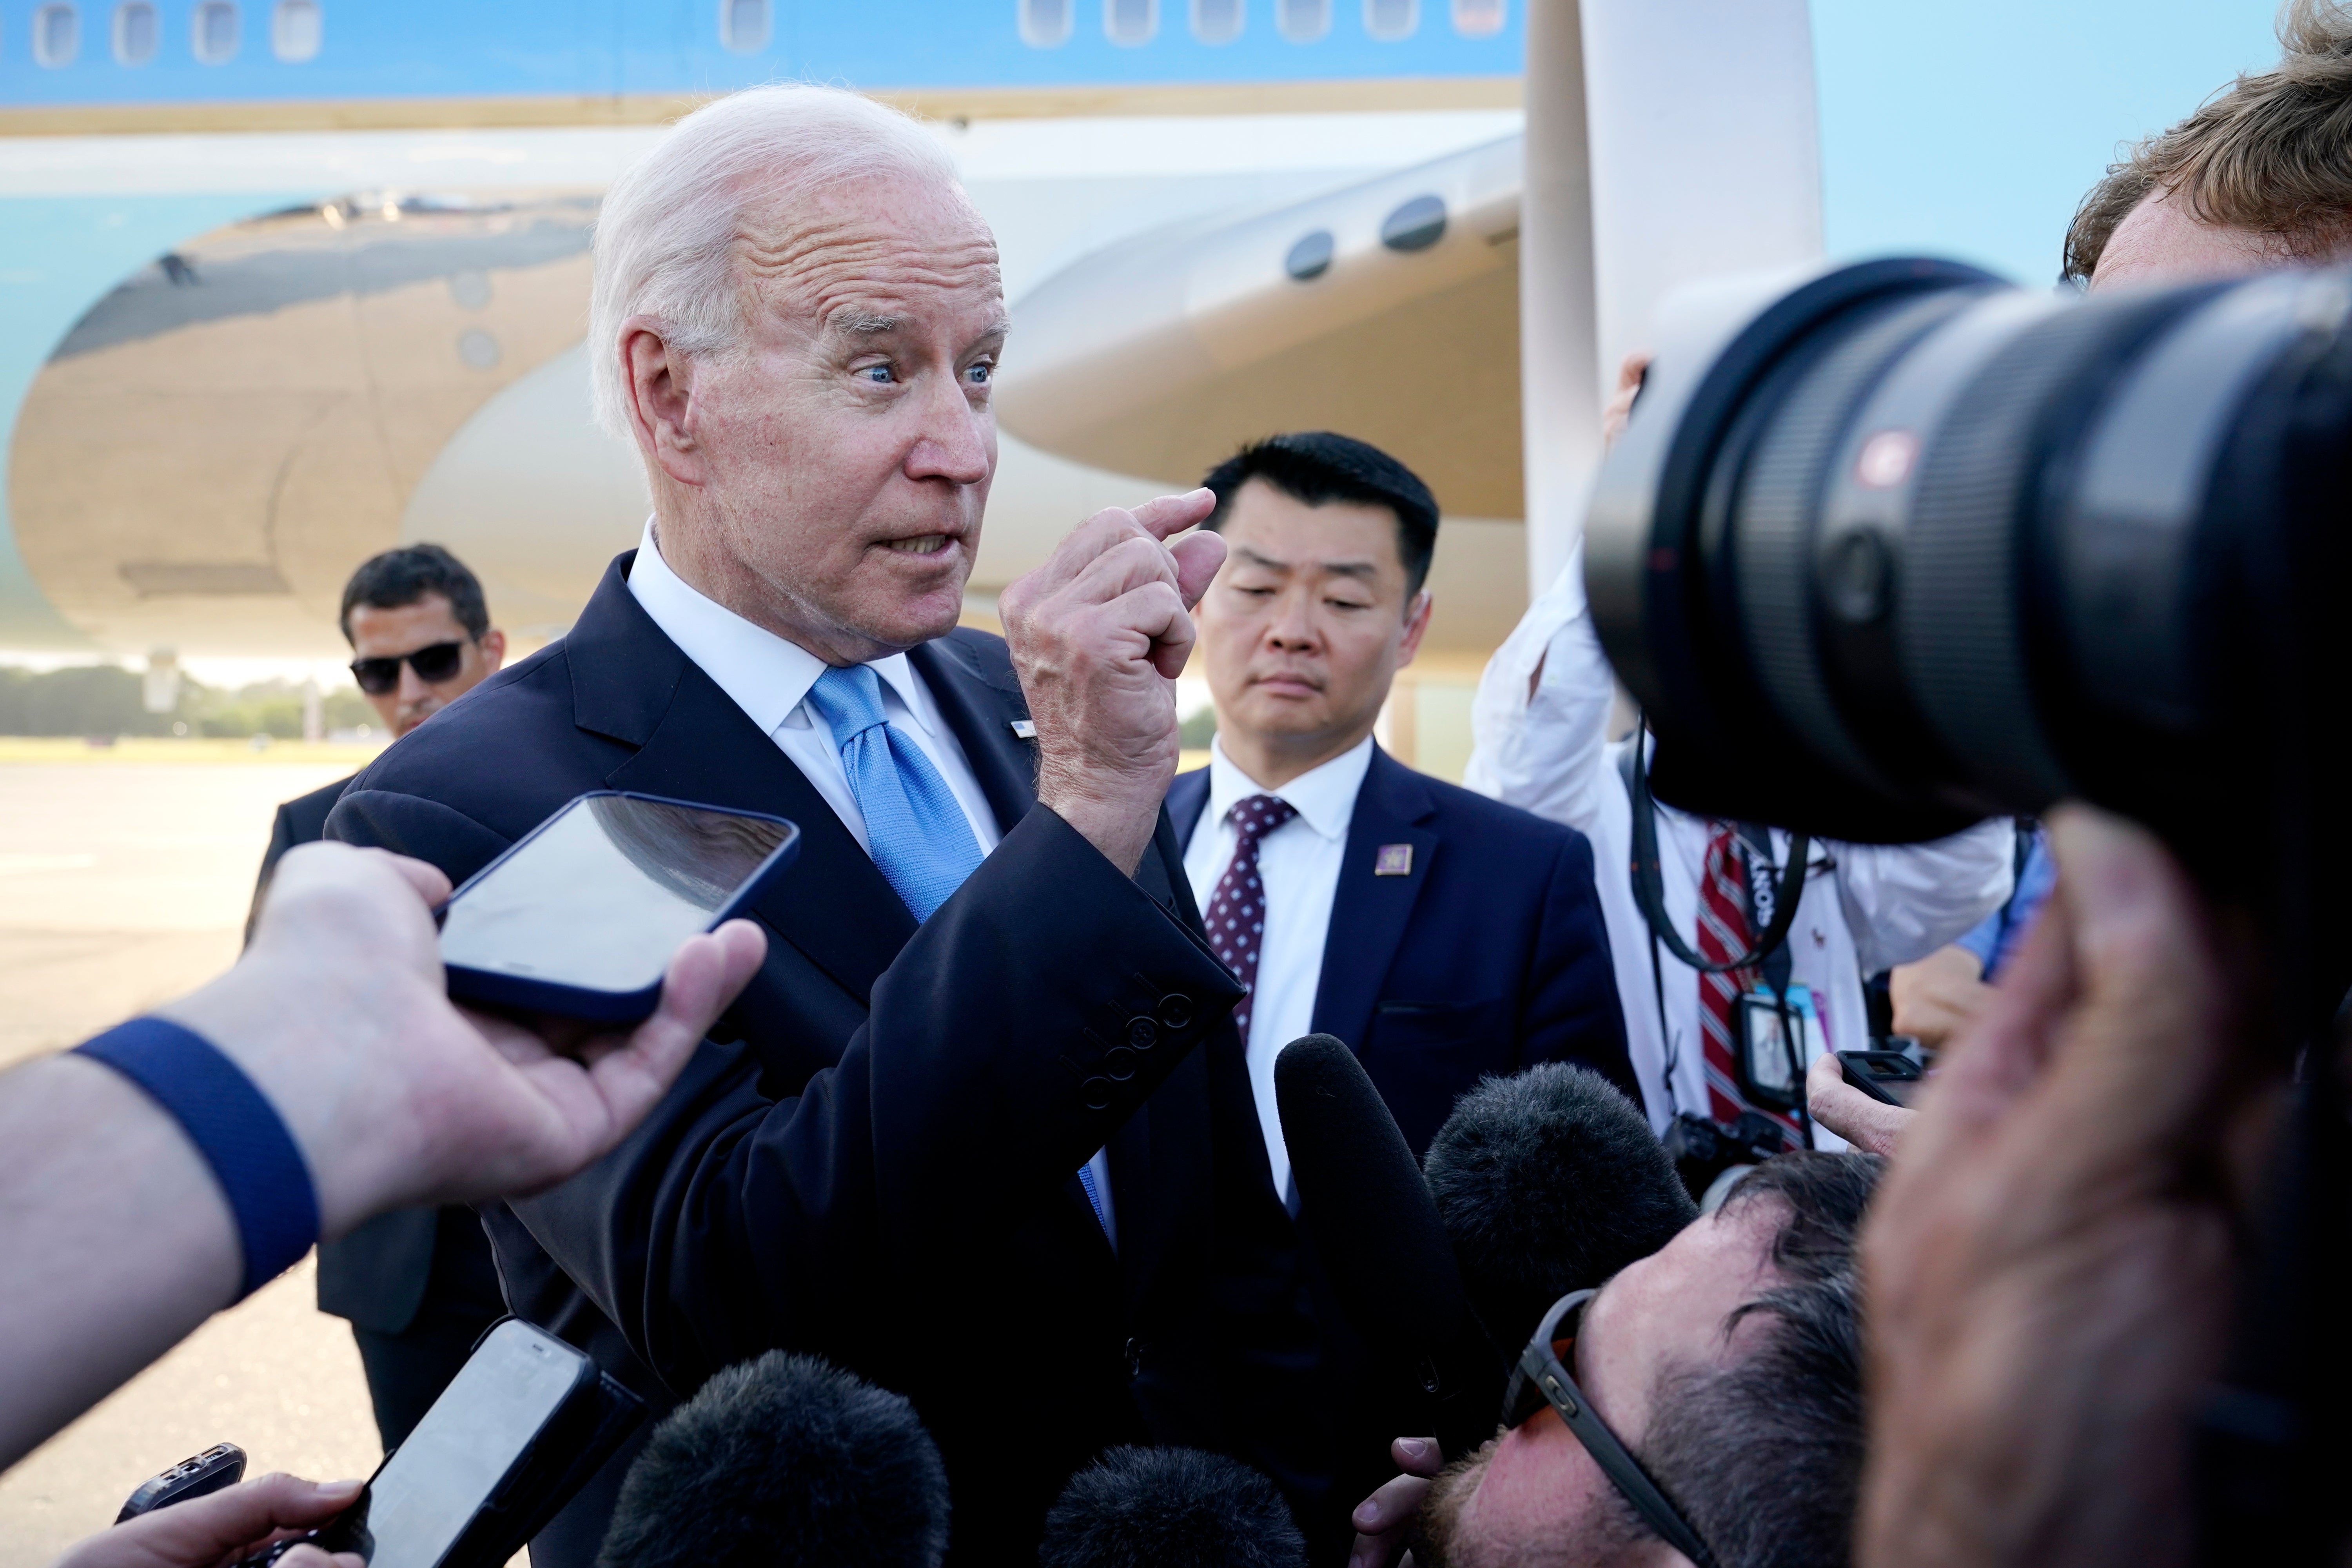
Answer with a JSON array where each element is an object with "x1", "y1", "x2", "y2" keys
[{"x1": 588, "y1": 84, "x2": 963, "y2": 439}]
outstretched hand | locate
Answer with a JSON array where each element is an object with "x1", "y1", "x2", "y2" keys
[
  {"x1": 1001, "y1": 487, "x2": 1226, "y2": 873},
  {"x1": 161, "y1": 840, "x2": 766, "y2": 1238},
  {"x1": 1858, "y1": 806, "x2": 2279, "y2": 1568},
  {"x1": 50, "y1": 1474, "x2": 365, "y2": 1568}
]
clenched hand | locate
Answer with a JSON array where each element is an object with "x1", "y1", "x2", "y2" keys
[{"x1": 1000, "y1": 488, "x2": 1226, "y2": 874}]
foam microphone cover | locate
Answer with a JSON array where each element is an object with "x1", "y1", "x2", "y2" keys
[
  {"x1": 596, "y1": 1350, "x2": 949, "y2": 1568},
  {"x1": 1423, "y1": 1063, "x2": 1698, "y2": 1352},
  {"x1": 1040, "y1": 1446, "x2": 1307, "y2": 1568},
  {"x1": 1275, "y1": 1034, "x2": 1468, "y2": 1351}
]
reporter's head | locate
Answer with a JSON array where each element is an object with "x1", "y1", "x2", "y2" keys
[
  {"x1": 1412, "y1": 1153, "x2": 1878, "y2": 1568},
  {"x1": 2068, "y1": 0, "x2": 2352, "y2": 291}
]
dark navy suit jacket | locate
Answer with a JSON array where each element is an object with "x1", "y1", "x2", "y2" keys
[
  {"x1": 326, "y1": 554, "x2": 1314, "y2": 1563},
  {"x1": 1170, "y1": 744, "x2": 1633, "y2": 1156}
]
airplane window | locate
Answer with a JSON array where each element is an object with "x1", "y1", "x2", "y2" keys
[
  {"x1": 1105, "y1": 0, "x2": 1155, "y2": 45},
  {"x1": 720, "y1": 0, "x2": 770, "y2": 54},
  {"x1": 1381, "y1": 194, "x2": 1447, "y2": 252},
  {"x1": 192, "y1": 0, "x2": 238, "y2": 62},
  {"x1": 113, "y1": 0, "x2": 157, "y2": 63},
  {"x1": 270, "y1": 0, "x2": 320, "y2": 61},
  {"x1": 1285, "y1": 230, "x2": 1334, "y2": 281},
  {"x1": 1276, "y1": 0, "x2": 1327, "y2": 42},
  {"x1": 1365, "y1": 0, "x2": 1415, "y2": 39},
  {"x1": 1019, "y1": 0, "x2": 1072, "y2": 47},
  {"x1": 1191, "y1": 0, "x2": 1241, "y2": 44},
  {"x1": 32, "y1": 3, "x2": 79, "y2": 65},
  {"x1": 1451, "y1": 0, "x2": 1504, "y2": 36}
]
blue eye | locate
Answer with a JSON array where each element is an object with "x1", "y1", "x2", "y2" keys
[
  {"x1": 861, "y1": 364, "x2": 894, "y2": 384},
  {"x1": 965, "y1": 362, "x2": 993, "y2": 385}
]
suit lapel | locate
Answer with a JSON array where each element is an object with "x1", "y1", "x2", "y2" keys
[
  {"x1": 609, "y1": 659, "x2": 916, "y2": 1003},
  {"x1": 908, "y1": 633, "x2": 1038, "y2": 836},
  {"x1": 1167, "y1": 768, "x2": 1211, "y2": 855},
  {"x1": 568, "y1": 553, "x2": 914, "y2": 1003},
  {"x1": 1311, "y1": 746, "x2": 1440, "y2": 1055}
]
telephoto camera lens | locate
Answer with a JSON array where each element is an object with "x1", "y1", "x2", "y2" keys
[{"x1": 1584, "y1": 257, "x2": 2352, "y2": 993}]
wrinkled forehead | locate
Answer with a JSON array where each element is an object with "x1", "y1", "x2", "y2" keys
[
  {"x1": 732, "y1": 172, "x2": 1002, "y2": 330},
  {"x1": 1582, "y1": 1195, "x2": 1785, "y2": 1385}
]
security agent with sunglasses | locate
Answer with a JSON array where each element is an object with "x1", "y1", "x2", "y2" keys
[
  {"x1": 245, "y1": 543, "x2": 508, "y2": 1453},
  {"x1": 1349, "y1": 1153, "x2": 1877, "y2": 1568}
]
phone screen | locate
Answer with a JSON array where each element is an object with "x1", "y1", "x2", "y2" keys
[
  {"x1": 363, "y1": 1321, "x2": 584, "y2": 1568},
  {"x1": 439, "y1": 795, "x2": 788, "y2": 995}
]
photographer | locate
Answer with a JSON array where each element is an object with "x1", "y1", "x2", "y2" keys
[
  {"x1": 1808, "y1": 0, "x2": 2352, "y2": 1157},
  {"x1": 1346, "y1": 1152, "x2": 1878, "y2": 1568},
  {"x1": 0, "y1": 839, "x2": 764, "y2": 1473},
  {"x1": 1465, "y1": 540, "x2": 2011, "y2": 1154}
]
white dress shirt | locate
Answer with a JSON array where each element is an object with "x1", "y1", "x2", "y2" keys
[
  {"x1": 1181, "y1": 733, "x2": 1375, "y2": 1207},
  {"x1": 1464, "y1": 540, "x2": 2013, "y2": 1145},
  {"x1": 627, "y1": 521, "x2": 1117, "y2": 1245}
]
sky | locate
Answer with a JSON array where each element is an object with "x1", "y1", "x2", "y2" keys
[{"x1": 1814, "y1": 0, "x2": 2289, "y2": 286}]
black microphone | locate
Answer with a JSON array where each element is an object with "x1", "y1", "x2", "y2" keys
[
  {"x1": 596, "y1": 1350, "x2": 949, "y2": 1568},
  {"x1": 1274, "y1": 1034, "x2": 1498, "y2": 1458},
  {"x1": 1424, "y1": 1061, "x2": 1697, "y2": 1355},
  {"x1": 1276, "y1": 1039, "x2": 1698, "y2": 1459},
  {"x1": 1040, "y1": 1446, "x2": 1306, "y2": 1568}
]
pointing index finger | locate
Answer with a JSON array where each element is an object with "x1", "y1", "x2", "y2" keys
[{"x1": 1128, "y1": 487, "x2": 1218, "y2": 541}]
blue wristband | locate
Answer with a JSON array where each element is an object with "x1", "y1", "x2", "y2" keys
[{"x1": 74, "y1": 1017, "x2": 321, "y2": 1300}]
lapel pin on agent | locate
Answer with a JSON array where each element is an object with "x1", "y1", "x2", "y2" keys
[{"x1": 1374, "y1": 843, "x2": 1414, "y2": 877}]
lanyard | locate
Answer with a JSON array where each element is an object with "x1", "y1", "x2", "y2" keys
[{"x1": 1730, "y1": 823, "x2": 1796, "y2": 993}]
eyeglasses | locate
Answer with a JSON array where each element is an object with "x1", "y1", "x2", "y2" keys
[
  {"x1": 1500, "y1": 1289, "x2": 1721, "y2": 1568},
  {"x1": 350, "y1": 641, "x2": 465, "y2": 695}
]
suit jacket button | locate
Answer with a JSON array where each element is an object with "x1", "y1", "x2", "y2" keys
[
  {"x1": 1156, "y1": 993, "x2": 1194, "y2": 1031},
  {"x1": 1103, "y1": 1046, "x2": 1138, "y2": 1082},
  {"x1": 1124, "y1": 1016, "x2": 1160, "y2": 1051},
  {"x1": 1080, "y1": 1077, "x2": 1114, "y2": 1111}
]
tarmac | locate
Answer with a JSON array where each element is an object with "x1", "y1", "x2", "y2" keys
[{"x1": 0, "y1": 749, "x2": 384, "y2": 1566}]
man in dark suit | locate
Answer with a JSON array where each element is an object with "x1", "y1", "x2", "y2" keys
[
  {"x1": 324, "y1": 85, "x2": 1318, "y2": 1565},
  {"x1": 1173, "y1": 433, "x2": 1632, "y2": 1548},
  {"x1": 1176, "y1": 433, "x2": 1633, "y2": 1167},
  {"x1": 249, "y1": 543, "x2": 509, "y2": 1451}
]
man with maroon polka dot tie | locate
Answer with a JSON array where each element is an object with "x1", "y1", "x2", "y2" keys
[{"x1": 1171, "y1": 434, "x2": 1634, "y2": 1200}]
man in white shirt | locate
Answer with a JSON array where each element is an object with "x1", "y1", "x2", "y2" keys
[
  {"x1": 1172, "y1": 433, "x2": 1633, "y2": 1179},
  {"x1": 1465, "y1": 538, "x2": 2012, "y2": 1154}
]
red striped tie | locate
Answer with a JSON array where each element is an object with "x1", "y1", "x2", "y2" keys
[{"x1": 1694, "y1": 822, "x2": 1798, "y2": 1136}]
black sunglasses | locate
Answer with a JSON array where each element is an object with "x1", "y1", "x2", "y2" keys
[
  {"x1": 350, "y1": 641, "x2": 465, "y2": 695},
  {"x1": 1500, "y1": 1289, "x2": 1721, "y2": 1568}
]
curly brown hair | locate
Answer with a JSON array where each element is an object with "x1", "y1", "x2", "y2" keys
[{"x1": 2063, "y1": 0, "x2": 2352, "y2": 283}]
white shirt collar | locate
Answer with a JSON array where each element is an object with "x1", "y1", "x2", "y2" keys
[
  {"x1": 628, "y1": 519, "x2": 936, "y2": 739},
  {"x1": 1205, "y1": 732, "x2": 1375, "y2": 843}
]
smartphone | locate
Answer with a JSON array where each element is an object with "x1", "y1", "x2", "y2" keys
[
  {"x1": 234, "y1": 1319, "x2": 643, "y2": 1568},
  {"x1": 1838, "y1": 1049, "x2": 1928, "y2": 1107},
  {"x1": 118, "y1": 1442, "x2": 245, "y2": 1521},
  {"x1": 439, "y1": 792, "x2": 798, "y2": 1021}
]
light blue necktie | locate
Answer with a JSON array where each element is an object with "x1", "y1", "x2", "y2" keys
[{"x1": 804, "y1": 665, "x2": 984, "y2": 923}]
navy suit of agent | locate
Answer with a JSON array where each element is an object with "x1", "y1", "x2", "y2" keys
[
  {"x1": 325, "y1": 552, "x2": 1311, "y2": 1564},
  {"x1": 1170, "y1": 746, "x2": 1635, "y2": 1156}
]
